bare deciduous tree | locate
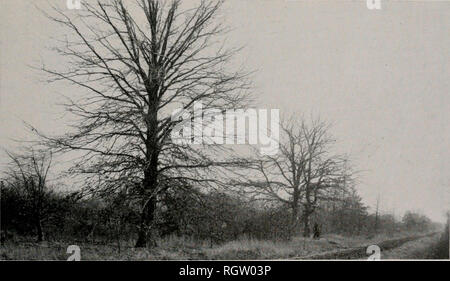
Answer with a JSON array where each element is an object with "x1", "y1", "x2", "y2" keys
[
  {"x1": 4, "y1": 149, "x2": 53, "y2": 242},
  {"x1": 237, "y1": 118, "x2": 352, "y2": 237},
  {"x1": 37, "y1": 0, "x2": 250, "y2": 247}
]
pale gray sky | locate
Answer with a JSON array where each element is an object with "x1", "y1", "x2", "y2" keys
[{"x1": 1, "y1": 0, "x2": 449, "y2": 222}]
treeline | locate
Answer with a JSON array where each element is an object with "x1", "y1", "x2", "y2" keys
[
  {"x1": 0, "y1": 180, "x2": 438, "y2": 246},
  {"x1": 0, "y1": 123, "x2": 439, "y2": 246}
]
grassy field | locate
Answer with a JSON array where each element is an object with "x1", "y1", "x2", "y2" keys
[{"x1": 0, "y1": 231, "x2": 435, "y2": 260}]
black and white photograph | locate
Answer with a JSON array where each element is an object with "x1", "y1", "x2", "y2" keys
[{"x1": 0, "y1": 0, "x2": 449, "y2": 267}]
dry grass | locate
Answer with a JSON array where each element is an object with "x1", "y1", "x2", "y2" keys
[
  {"x1": 0, "y1": 236, "x2": 208, "y2": 261},
  {"x1": 204, "y1": 236, "x2": 336, "y2": 260},
  {"x1": 0, "y1": 232, "x2": 429, "y2": 260}
]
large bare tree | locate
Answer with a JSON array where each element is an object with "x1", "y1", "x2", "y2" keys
[
  {"x1": 237, "y1": 118, "x2": 352, "y2": 237},
  {"x1": 38, "y1": 0, "x2": 250, "y2": 247}
]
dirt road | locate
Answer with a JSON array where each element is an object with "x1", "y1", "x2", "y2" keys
[{"x1": 295, "y1": 232, "x2": 441, "y2": 260}]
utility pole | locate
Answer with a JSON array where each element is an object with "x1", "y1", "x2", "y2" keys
[{"x1": 374, "y1": 194, "x2": 380, "y2": 234}]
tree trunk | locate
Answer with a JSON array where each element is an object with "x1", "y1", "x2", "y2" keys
[
  {"x1": 302, "y1": 210, "x2": 311, "y2": 238},
  {"x1": 36, "y1": 218, "x2": 44, "y2": 242},
  {"x1": 135, "y1": 92, "x2": 159, "y2": 248},
  {"x1": 289, "y1": 188, "x2": 300, "y2": 238},
  {"x1": 303, "y1": 218, "x2": 310, "y2": 238},
  {"x1": 135, "y1": 159, "x2": 158, "y2": 248},
  {"x1": 290, "y1": 204, "x2": 299, "y2": 238},
  {"x1": 303, "y1": 187, "x2": 312, "y2": 238}
]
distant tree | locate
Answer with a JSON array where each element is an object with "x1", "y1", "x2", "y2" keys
[
  {"x1": 39, "y1": 0, "x2": 250, "y2": 247},
  {"x1": 325, "y1": 186, "x2": 368, "y2": 235},
  {"x1": 402, "y1": 211, "x2": 432, "y2": 232},
  {"x1": 237, "y1": 118, "x2": 353, "y2": 237}
]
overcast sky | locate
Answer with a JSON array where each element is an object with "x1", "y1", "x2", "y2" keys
[{"x1": 1, "y1": 0, "x2": 449, "y2": 222}]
